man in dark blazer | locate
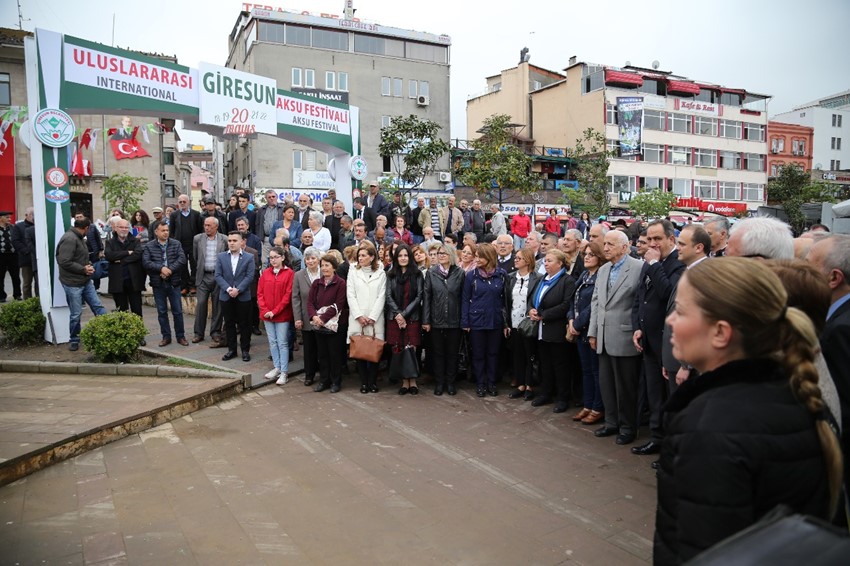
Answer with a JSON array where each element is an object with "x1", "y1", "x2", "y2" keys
[
  {"x1": 105, "y1": 218, "x2": 146, "y2": 322},
  {"x1": 215, "y1": 231, "x2": 256, "y2": 362},
  {"x1": 296, "y1": 193, "x2": 313, "y2": 231},
  {"x1": 142, "y1": 222, "x2": 188, "y2": 347},
  {"x1": 352, "y1": 197, "x2": 376, "y2": 232},
  {"x1": 495, "y1": 234, "x2": 515, "y2": 274},
  {"x1": 588, "y1": 230, "x2": 643, "y2": 446},
  {"x1": 365, "y1": 181, "x2": 390, "y2": 220},
  {"x1": 324, "y1": 200, "x2": 345, "y2": 251},
  {"x1": 630, "y1": 219, "x2": 686, "y2": 458},
  {"x1": 168, "y1": 193, "x2": 203, "y2": 295},
  {"x1": 192, "y1": 217, "x2": 228, "y2": 345}
]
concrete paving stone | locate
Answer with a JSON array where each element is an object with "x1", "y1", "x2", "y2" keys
[
  {"x1": 82, "y1": 531, "x2": 127, "y2": 564},
  {"x1": 122, "y1": 529, "x2": 196, "y2": 565},
  {"x1": 538, "y1": 522, "x2": 650, "y2": 565}
]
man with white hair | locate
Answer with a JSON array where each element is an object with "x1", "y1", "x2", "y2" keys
[
  {"x1": 470, "y1": 199, "x2": 486, "y2": 241},
  {"x1": 407, "y1": 196, "x2": 426, "y2": 244},
  {"x1": 561, "y1": 229, "x2": 585, "y2": 279},
  {"x1": 490, "y1": 204, "x2": 506, "y2": 236},
  {"x1": 495, "y1": 234, "x2": 514, "y2": 273},
  {"x1": 703, "y1": 216, "x2": 730, "y2": 257},
  {"x1": 726, "y1": 216, "x2": 794, "y2": 260}
]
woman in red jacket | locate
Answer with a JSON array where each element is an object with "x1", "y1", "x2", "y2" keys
[
  {"x1": 257, "y1": 246, "x2": 295, "y2": 384},
  {"x1": 543, "y1": 209, "x2": 562, "y2": 236}
]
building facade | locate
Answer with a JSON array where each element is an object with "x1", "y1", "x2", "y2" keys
[
  {"x1": 223, "y1": 8, "x2": 451, "y2": 200},
  {"x1": 467, "y1": 59, "x2": 772, "y2": 215},
  {"x1": 772, "y1": 90, "x2": 850, "y2": 174},
  {"x1": 766, "y1": 121, "x2": 814, "y2": 176}
]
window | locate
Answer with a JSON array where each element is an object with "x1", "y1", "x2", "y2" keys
[
  {"x1": 719, "y1": 120, "x2": 742, "y2": 139},
  {"x1": 719, "y1": 182, "x2": 739, "y2": 200},
  {"x1": 642, "y1": 143, "x2": 663, "y2": 163},
  {"x1": 771, "y1": 163, "x2": 780, "y2": 177},
  {"x1": 640, "y1": 177, "x2": 664, "y2": 190},
  {"x1": 833, "y1": 114, "x2": 843, "y2": 127},
  {"x1": 695, "y1": 148, "x2": 717, "y2": 168},
  {"x1": 745, "y1": 123, "x2": 765, "y2": 141},
  {"x1": 420, "y1": 81, "x2": 429, "y2": 98},
  {"x1": 338, "y1": 72, "x2": 348, "y2": 92},
  {"x1": 381, "y1": 116, "x2": 392, "y2": 129},
  {"x1": 638, "y1": 78, "x2": 664, "y2": 96},
  {"x1": 606, "y1": 104, "x2": 618, "y2": 125},
  {"x1": 719, "y1": 92, "x2": 741, "y2": 106},
  {"x1": 668, "y1": 113, "x2": 691, "y2": 133},
  {"x1": 163, "y1": 148, "x2": 175, "y2": 166},
  {"x1": 304, "y1": 69, "x2": 315, "y2": 88},
  {"x1": 695, "y1": 180, "x2": 717, "y2": 199},
  {"x1": 671, "y1": 179, "x2": 691, "y2": 197},
  {"x1": 720, "y1": 151, "x2": 741, "y2": 170},
  {"x1": 381, "y1": 76, "x2": 391, "y2": 96},
  {"x1": 408, "y1": 79, "x2": 417, "y2": 99},
  {"x1": 831, "y1": 159, "x2": 837, "y2": 170},
  {"x1": 382, "y1": 155, "x2": 391, "y2": 173},
  {"x1": 644, "y1": 110, "x2": 664, "y2": 130},
  {"x1": 832, "y1": 137, "x2": 842, "y2": 150},
  {"x1": 744, "y1": 153, "x2": 764, "y2": 171},
  {"x1": 792, "y1": 139, "x2": 799, "y2": 155},
  {"x1": 798, "y1": 139, "x2": 806, "y2": 155},
  {"x1": 743, "y1": 183, "x2": 764, "y2": 202},
  {"x1": 607, "y1": 140, "x2": 636, "y2": 160},
  {"x1": 312, "y1": 28, "x2": 347, "y2": 50},
  {"x1": 392, "y1": 77, "x2": 403, "y2": 97},
  {"x1": 293, "y1": 150, "x2": 303, "y2": 170},
  {"x1": 611, "y1": 175, "x2": 636, "y2": 195},
  {"x1": 257, "y1": 22, "x2": 285, "y2": 43},
  {"x1": 304, "y1": 150, "x2": 317, "y2": 170},
  {"x1": 582, "y1": 67, "x2": 604, "y2": 94},
  {"x1": 530, "y1": 80, "x2": 542, "y2": 91},
  {"x1": 286, "y1": 24, "x2": 311, "y2": 46},
  {"x1": 695, "y1": 89, "x2": 715, "y2": 103},
  {"x1": 326, "y1": 71, "x2": 336, "y2": 91},
  {"x1": 667, "y1": 146, "x2": 692, "y2": 165},
  {"x1": 353, "y1": 34, "x2": 404, "y2": 57},
  {"x1": 292, "y1": 68, "x2": 302, "y2": 87},
  {"x1": 406, "y1": 41, "x2": 447, "y2": 63},
  {"x1": 695, "y1": 116, "x2": 717, "y2": 136},
  {"x1": 771, "y1": 138, "x2": 785, "y2": 153}
]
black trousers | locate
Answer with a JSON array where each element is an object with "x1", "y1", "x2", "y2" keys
[
  {"x1": 302, "y1": 329, "x2": 319, "y2": 380},
  {"x1": 222, "y1": 299, "x2": 252, "y2": 353},
  {"x1": 316, "y1": 331, "x2": 343, "y2": 387},
  {"x1": 0, "y1": 253, "x2": 21, "y2": 301},
  {"x1": 179, "y1": 243, "x2": 194, "y2": 291},
  {"x1": 429, "y1": 327, "x2": 461, "y2": 386},
  {"x1": 510, "y1": 331, "x2": 536, "y2": 387},
  {"x1": 538, "y1": 340, "x2": 570, "y2": 403},
  {"x1": 643, "y1": 348, "x2": 668, "y2": 443},
  {"x1": 113, "y1": 278, "x2": 143, "y2": 318}
]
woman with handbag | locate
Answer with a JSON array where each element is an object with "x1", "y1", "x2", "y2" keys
[
  {"x1": 291, "y1": 246, "x2": 323, "y2": 386},
  {"x1": 257, "y1": 246, "x2": 295, "y2": 384},
  {"x1": 307, "y1": 254, "x2": 347, "y2": 393},
  {"x1": 567, "y1": 242, "x2": 607, "y2": 424},
  {"x1": 385, "y1": 244, "x2": 423, "y2": 395},
  {"x1": 461, "y1": 243, "x2": 508, "y2": 398},
  {"x1": 347, "y1": 242, "x2": 387, "y2": 393},
  {"x1": 527, "y1": 249, "x2": 577, "y2": 413},
  {"x1": 422, "y1": 243, "x2": 464, "y2": 396},
  {"x1": 505, "y1": 247, "x2": 542, "y2": 400}
]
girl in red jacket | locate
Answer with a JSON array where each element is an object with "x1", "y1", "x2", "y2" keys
[{"x1": 257, "y1": 246, "x2": 295, "y2": 384}]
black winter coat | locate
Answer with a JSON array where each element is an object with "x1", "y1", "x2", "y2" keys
[
  {"x1": 104, "y1": 235, "x2": 146, "y2": 293},
  {"x1": 653, "y1": 358, "x2": 831, "y2": 566},
  {"x1": 422, "y1": 265, "x2": 464, "y2": 329},
  {"x1": 527, "y1": 270, "x2": 576, "y2": 342},
  {"x1": 385, "y1": 268, "x2": 423, "y2": 322}
]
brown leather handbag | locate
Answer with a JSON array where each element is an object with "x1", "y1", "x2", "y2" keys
[{"x1": 349, "y1": 326, "x2": 385, "y2": 363}]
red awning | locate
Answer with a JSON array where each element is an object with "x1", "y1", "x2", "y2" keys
[
  {"x1": 604, "y1": 70, "x2": 643, "y2": 87},
  {"x1": 667, "y1": 80, "x2": 700, "y2": 95}
]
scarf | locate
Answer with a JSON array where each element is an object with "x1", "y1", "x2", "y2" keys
[{"x1": 533, "y1": 268, "x2": 566, "y2": 309}]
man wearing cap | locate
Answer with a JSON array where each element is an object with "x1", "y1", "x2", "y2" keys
[
  {"x1": 0, "y1": 211, "x2": 21, "y2": 302},
  {"x1": 11, "y1": 208, "x2": 34, "y2": 299},
  {"x1": 169, "y1": 194, "x2": 203, "y2": 295},
  {"x1": 200, "y1": 196, "x2": 227, "y2": 235},
  {"x1": 254, "y1": 189, "x2": 283, "y2": 265},
  {"x1": 366, "y1": 181, "x2": 390, "y2": 220},
  {"x1": 149, "y1": 207, "x2": 165, "y2": 233},
  {"x1": 56, "y1": 216, "x2": 108, "y2": 351}
]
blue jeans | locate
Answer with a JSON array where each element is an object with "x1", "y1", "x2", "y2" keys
[
  {"x1": 62, "y1": 281, "x2": 107, "y2": 343},
  {"x1": 152, "y1": 284, "x2": 185, "y2": 340},
  {"x1": 265, "y1": 320, "x2": 291, "y2": 373}
]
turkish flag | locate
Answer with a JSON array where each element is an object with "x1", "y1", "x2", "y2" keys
[{"x1": 110, "y1": 138, "x2": 151, "y2": 160}]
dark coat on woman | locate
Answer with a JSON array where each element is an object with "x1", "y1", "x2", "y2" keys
[
  {"x1": 569, "y1": 270, "x2": 598, "y2": 343},
  {"x1": 654, "y1": 358, "x2": 831, "y2": 566},
  {"x1": 527, "y1": 271, "x2": 576, "y2": 342},
  {"x1": 461, "y1": 268, "x2": 507, "y2": 330},
  {"x1": 385, "y1": 269, "x2": 423, "y2": 322},
  {"x1": 104, "y1": 234, "x2": 146, "y2": 293},
  {"x1": 307, "y1": 274, "x2": 348, "y2": 327},
  {"x1": 505, "y1": 270, "x2": 542, "y2": 329},
  {"x1": 423, "y1": 265, "x2": 465, "y2": 329}
]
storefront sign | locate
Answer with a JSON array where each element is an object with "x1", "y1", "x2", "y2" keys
[
  {"x1": 292, "y1": 87, "x2": 349, "y2": 104},
  {"x1": 674, "y1": 99, "x2": 720, "y2": 117},
  {"x1": 200, "y1": 63, "x2": 277, "y2": 135},
  {"x1": 535, "y1": 205, "x2": 573, "y2": 218},
  {"x1": 677, "y1": 197, "x2": 747, "y2": 216},
  {"x1": 292, "y1": 170, "x2": 336, "y2": 190},
  {"x1": 500, "y1": 204, "x2": 534, "y2": 216}
]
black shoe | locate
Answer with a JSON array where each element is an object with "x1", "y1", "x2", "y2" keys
[
  {"x1": 553, "y1": 402, "x2": 568, "y2": 414},
  {"x1": 508, "y1": 389, "x2": 525, "y2": 399},
  {"x1": 369, "y1": 385, "x2": 379, "y2": 393},
  {"x1": 487, "y1": 386, "x2": 497, "y2": 397},
  {"x1": 531, "y1": 396, "x2": 552, "y2": 407},
  {"x1": 615, "y1": 433, "x2": 636, "y2": 446},
  {"x1": 360, "y1": 384, "x2": 369, "y2": 394},
  {"x1": 304, "y1": 377, "x2": 314, "y2": 386},
  {"x1": 631, "y1": 441, "x2": 661, "y2": 456},
  {"x1": 252, "y1": 326, "x2": 262, "y2": 336},
  {"x1": 434, "y1": 384, "x2": 444, "y2": 396},
  {"x1": 594, "y1": 426, "x2": 619, "y2": 438},
  {"x1": 409, "y1": 386, "x2": 419, "y2": 395},
  {"x1": 139, "y1": 339, "x2": 146, "y2": 347},
  {"x1": 524, "y1": 390, "x2": 536, "y2": 401},
  {"x1": 314, "y1": 382, "x2": 330, "y2": 392},
  {"x1": 69, "y1": 342, "x2": 79, "y2": 352},
  {"x1": 651, "y1": 460, "x2": 660, "y2": 470},
  {"x1": 398, "y1": 387, "x2": 409, "y2": 395},
  {"x1": 242, "y1": 352, "x2": 251, "y2": 362},
  {"x1": 222, "y1": 351, "x2": 237, "y2": 361},
  {"x1": 476, "y1": 387, "x2": 486, "y2": 398},
  {"x1": 330, "y1": 384, "x2": 341, "y2": 393},
  {"x1": 446, "y1": 384, "x2": 457, "y2": 396}
]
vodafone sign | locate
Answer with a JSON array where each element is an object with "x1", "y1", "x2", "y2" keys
[{"x1": 677, "y1": 197, "x2": 747, "y2": 216}]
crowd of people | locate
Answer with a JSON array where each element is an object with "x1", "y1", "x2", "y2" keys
[{"x1": 27, "y1": 181, "x2": 850, "y2": 564}]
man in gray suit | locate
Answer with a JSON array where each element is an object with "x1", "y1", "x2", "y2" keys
[
  {"x1": 192, "y1": 217, "x2": 228, "y2": 345},
  {"x1": 588, "y1": 230, "x2": 643, "y2": 445}
]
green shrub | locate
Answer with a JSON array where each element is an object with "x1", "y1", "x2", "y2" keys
[
  {"x1": 80, "y1": 311, "x2": 147, "y2": 363},
  {"x1": 0, "y1": 298, "x2": 46, "y2": 345}
]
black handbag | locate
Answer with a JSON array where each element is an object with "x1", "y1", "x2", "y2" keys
[
  {"x1": 517, "y1": 316, "x2": 537, "y2": 339},
  {"x1": 390, "y1": 346, "x2": 420, "y2": 380}
]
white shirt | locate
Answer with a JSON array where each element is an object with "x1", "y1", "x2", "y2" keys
[
  {"x1": 311, "y1": 227, "x2": 332, "y2": 252},
  {"x1": 229, "y1": 250, "x2": 242, "y2": 275}
]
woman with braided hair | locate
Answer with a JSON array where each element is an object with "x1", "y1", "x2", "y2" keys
[{"x1": 653, "y1": 257, "x2": 842, "y2": 566}]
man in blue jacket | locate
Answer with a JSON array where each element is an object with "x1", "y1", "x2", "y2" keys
[
  {"x1": 215, "y1": 231, "x2": 256, "y2": 362},
  {"x1": 142, "y1": 222, "x2": 188, "y2": 347}
]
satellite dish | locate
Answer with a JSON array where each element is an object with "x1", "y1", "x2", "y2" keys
[{"x1": 652, "y1": 60, "x2": 660, "y2": 70}]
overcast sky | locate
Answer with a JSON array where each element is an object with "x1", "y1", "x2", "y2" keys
[{"x1": 3, "y1": 0, "x2": 848, "y2": 148}]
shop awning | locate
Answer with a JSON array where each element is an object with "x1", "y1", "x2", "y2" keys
[
  {"x1": 667, "y1": 80, "x2": 700, "y2": 95},
  {"x1": 605, "y1": 70, "x2": 643, "y2": 87}
]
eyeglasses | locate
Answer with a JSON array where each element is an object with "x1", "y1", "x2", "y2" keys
[{"x1": 269, "y1": 255, "x2": 282, "y2": 260}]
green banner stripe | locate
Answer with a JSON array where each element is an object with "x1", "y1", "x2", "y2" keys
[
  {"x1": 62, "y1": 83, "x2": 198, "y2": 117},
  {"x1": 277, "y1": 123, "x2": 352, "y2": 154}
]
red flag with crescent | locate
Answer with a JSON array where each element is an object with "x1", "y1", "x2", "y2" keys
[{"x1": 110, "y1": 138, "x2": 151, "y2": 160}]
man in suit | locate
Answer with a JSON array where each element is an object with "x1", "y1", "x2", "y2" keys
[
  {"x1": 352, "y1": 197, "x2": 376, "y2": 232},
  {"x1": 324, "y1": 200, "x2": 345, "y2": 250},
  {"x1": 192, "y1": 217, "x2": 228, "y2": 345},
  {"x1": 703, "y1": 216, "x2": 730, "y2": 257},
  {"x1": 443, "y1": 195, "x2": 464, "y2": 241},
  {"x1": 588, "y1": 230, "x2": 643, "y2": 446},
  {"x1": 365, "y1": 181, "x2": 390, "y2": 220},
  {"x1": 105, "y1": 218, "x2": 145, "y2": 321},
  {"x1": 561, "y1": 229, "x2": 585, "y2": 281},
  {"x1": 495, "y1": 234, "x2": 515, "y2": 274},
  {"x1": 296, "y1": 193, "x2": 313, "y2": 231},
  {"x1": 337, "y1": 214, "x2": 354, "y2": 252},
  {"x1": 215, "y1": 231, "x2": 256, "y2": 362},
  {"x1": 630, "y1": 219, "x2": 686, "y2": 458},
  {"x1": 169, "y1": 193, "x2": 203, "y2": 295},
  {"x1": 243, "y1": 232, "x2": 263, "y2": 336},
  {"x1": 142, "y1": 222, "x2": 188, "y2": 347},
  {"x1": 254, "y1": 189, "x2": 283, "y2": 265},
  {"x1": 808, "y1": 234, "x2": 850, "y2": 516},
  {"x1": 11, "y1": 207, "x2": 34, "y2": 299}
]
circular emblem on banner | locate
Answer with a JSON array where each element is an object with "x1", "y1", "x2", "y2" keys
[
  {"x1": 32, "y1": 108, "x2": 76, "y2": 148},
  {"x1": 348, "y1": 155, "x2": 368, "y2": 181},
  {"x1": 45, "y1": 188, "x2": 70, "y2": 204},
  {"x1": 45, "y1": 167, "x2": 68, "y2": 188}
]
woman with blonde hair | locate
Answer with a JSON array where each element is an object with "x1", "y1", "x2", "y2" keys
[
  {"x1": 654, "y1": 257, "x2": 842, "y2": 565},
  {"x1": 347, "y1": 241, "x2": 387, "y2": 393},
  {"x1": 412, "y1": 244, "x2": 430, "y2": 275}
]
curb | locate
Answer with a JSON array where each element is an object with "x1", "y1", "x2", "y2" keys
[{"x1": 0, "y1": 358, "x2": 248, "y2": 383}]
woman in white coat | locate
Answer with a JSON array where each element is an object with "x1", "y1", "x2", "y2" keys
[{"x1": 347, "y1": 241, "x2": 387, "y2": 392}]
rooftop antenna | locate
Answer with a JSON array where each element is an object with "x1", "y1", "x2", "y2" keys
[
  {"x1": 111, "y1": 13, "x2": 116, "y2": 46},
  {"x1": 16, "y1": 0, "x2": 29, "y2": 30},
  {"x1": 652, "y1": 60, "x2": 660, "y2": 70},
  {"x1": 343, "y1": 0, "x2": 356, "y2": 20}
]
